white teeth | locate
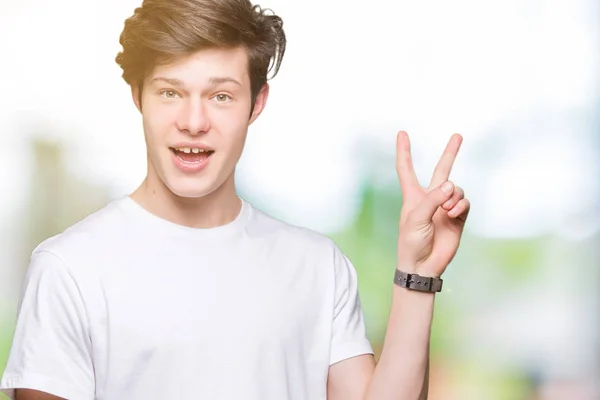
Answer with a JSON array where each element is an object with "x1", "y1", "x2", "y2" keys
[{"x1": 174, "y1": 147, "x2": 208, "y2": 153}]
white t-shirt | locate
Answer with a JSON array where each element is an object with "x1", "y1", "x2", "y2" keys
[{"x1": 0, "y1": 196, "x2": 373, "y2": 399}]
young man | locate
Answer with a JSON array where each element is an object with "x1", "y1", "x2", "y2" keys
[{"x1": 0, "y1": 0, "x2": 470, "y2": 399}]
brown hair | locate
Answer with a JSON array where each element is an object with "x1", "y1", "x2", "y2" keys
[{"x1": 115, "y1": 0, "x2": 286, "y2": 111}]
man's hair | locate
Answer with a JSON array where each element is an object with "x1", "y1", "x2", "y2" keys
[{"x1": 115, "y1": 0, "x2": 286, "y2": 110}]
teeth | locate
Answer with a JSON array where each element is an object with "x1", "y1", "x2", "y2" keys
[{"x1": 175, "y1": 147, "x2": 208, "y2": 153}]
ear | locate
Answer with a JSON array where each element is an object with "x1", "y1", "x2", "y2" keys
[
  {"x1": 248, "y1": 83, "x2": 270, "y2": 126},
  {"x1": 131, "y1": 84, "x2": 142, "y2": 113}
]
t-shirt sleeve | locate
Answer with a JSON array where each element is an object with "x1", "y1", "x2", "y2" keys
[
  {"x1": 0, "y1": 250, "x2": 95, "y2": 400},
  {"x1": 329, "y1": 244, "x2": 374, "y2": 366}
]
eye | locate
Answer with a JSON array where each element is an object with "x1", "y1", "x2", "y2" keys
[
  {"x1": 213, "y1": 93, "x2": 231, "y2": 102},
  {"x1": 159, "y1": 90, "x2": 180, "y2": 99}
]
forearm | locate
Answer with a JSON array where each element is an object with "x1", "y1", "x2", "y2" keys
[
  {"x1": 360, "y1": 132, "x2": 467, "y2": 399},
  {"x1": 365, "y1": 285, "x2": 435, "y2": 400}
]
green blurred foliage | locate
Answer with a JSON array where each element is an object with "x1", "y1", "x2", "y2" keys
[{"x1": 331, "y1": 182, "x2": 401, "y2": 349}]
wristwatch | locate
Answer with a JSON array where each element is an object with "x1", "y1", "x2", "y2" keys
[{"x1": 394, "y1": 269, "x2": 443, "y2": 293}]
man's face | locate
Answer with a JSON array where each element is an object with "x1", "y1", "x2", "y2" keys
[{"x1": 134, "y1": 47, "x2": 268, "y2": 199}]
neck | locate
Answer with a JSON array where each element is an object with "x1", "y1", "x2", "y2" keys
[{"x1": 130, "y1": 173, "x2": 242, "y2": 229}]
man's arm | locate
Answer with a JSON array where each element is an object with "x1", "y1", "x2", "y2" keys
[
  {"x1": 15, "y1": 389, "x2": 65, "y2": 400},
  {"x1": 327, "y1": 355, "x2": 375, "y2": 400},
  {"x1": 328, "y1": 132, "x2": 470, "y2": 400},
  {"x1": 366, "y1": 288, "x2": 433, "y2": 399},
  {"x1": 327, "y1": 288, "x2": 433, "y2": 400}
]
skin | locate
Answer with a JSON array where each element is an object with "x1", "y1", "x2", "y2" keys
[
  {"x1": 15, "y1": 48, "x2": 470, "y2": 399},
  {"x1": 129, "y1": 46, "x2": 269, "y2": 230},
  {"x1": 328, "y1": 132, "x2": 470, "y2": 400}
]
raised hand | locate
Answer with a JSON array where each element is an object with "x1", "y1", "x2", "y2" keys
[{"x1": 395, "y1": 131, "x2": 470, "y2": 278}]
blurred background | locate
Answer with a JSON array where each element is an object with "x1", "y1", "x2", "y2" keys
[{"x1": 1, "y1": 0, "x2": 599, "y2": 399}]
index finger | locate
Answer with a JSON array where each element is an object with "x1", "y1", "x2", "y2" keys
[
  {"x1": 396, "y1": 130, "x2": 420, "y2": 194},
  {"x1": 428, "y1": 133, "x2": 463, "y2": 189}
]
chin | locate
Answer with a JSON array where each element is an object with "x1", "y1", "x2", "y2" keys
[
  {"x1": 148, "y1": 154, "x2": 233, "y2": 200},
  {"x1": 167, "y1": 182, "x2": 217, "y2": 199},
  {"x1": 163, "y1": 173, "x2": 227, "y2": 200}
]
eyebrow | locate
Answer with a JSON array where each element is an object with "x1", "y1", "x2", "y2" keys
[
  {"x1": 149, "y1": 76, "x2": 242, "y2": 87},
  {"x1": 150, "y1": 77, "x2": 183, "y2": 86},
  {"x1": 208, "y1": 77, "x2": 242, "y2": 86}
]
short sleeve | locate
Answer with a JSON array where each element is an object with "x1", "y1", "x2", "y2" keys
[
  {"x1": 0, "y1": 250, "x2": 95, "y2": 400},
  {"x1": 329, "y1": 245, "x2": 374, "y2": 365}
]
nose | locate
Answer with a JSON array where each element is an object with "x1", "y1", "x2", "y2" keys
[{"x1": 176, "y1": 97, "x2": 211, "y2": 135}]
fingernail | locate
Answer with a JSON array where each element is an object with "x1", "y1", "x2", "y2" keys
[{"x1": 441, "y1": 181, "x2": 453, "y2": 193}]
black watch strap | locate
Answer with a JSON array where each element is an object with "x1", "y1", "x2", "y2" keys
[{"x1": 394, "y1": 269, "x2": 443, "y2": 293}]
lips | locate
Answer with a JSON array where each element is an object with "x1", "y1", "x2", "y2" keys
[
  {"x1": 170, "y1": 147, "x2": 214, "y2": 163},
  {"x1": 168, "y1": 143, "x2": 215, "y2": 173}
]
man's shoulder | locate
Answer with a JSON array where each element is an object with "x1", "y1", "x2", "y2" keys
[
  {"x1": 34, "y1": 197, "x2": 129, "y2": 262},
  {"x1": 247, "y1": 202, "x2": 337, "y2": 254}
]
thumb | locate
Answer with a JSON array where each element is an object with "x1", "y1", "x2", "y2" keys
[{"x1": 412, "y1": 181, "x2": 455, "y2": 222}]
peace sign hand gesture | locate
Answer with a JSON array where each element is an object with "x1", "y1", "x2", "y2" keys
[{"x1": 395, "y1": 131, "x2": 470, "y2": 278}]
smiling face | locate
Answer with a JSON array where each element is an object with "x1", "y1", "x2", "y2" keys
[{"x1": 133, "y1": 46, "x2": 268, "y2": 200}]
